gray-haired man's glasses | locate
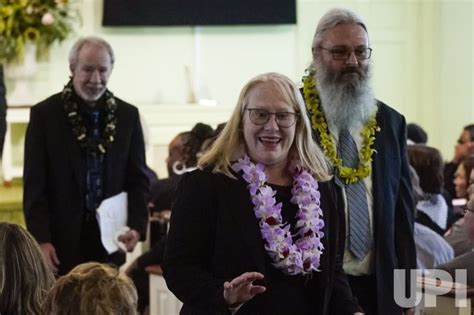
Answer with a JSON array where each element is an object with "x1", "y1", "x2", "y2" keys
[{"x1": 319, "y1": 46, "x2": 372, "y2": 61}]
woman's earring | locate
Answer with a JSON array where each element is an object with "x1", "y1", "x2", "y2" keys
[{"x1": 172, "y1": 161, "x2": 187, "y2": 175}]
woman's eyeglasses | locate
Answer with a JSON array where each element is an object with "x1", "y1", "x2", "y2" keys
[{"x1": 246, "y1": 108, "x2": 298, "y2": 128}]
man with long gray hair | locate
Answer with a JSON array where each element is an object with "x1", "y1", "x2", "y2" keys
[{"x1": 302, "y1": 8, "x2": 416, "y2": 315}]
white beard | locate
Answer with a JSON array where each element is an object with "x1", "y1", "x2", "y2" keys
[{"x1": 314, "y1": 59, "x2": 377, "y2": 134}]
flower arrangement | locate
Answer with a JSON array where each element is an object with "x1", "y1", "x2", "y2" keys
[{"x1": 0, "y1": 0, "x2": 80, "y2": 64}]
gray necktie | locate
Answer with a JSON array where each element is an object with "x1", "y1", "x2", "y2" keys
[{"x1": 338, "y1": 129, "x2": 372, "y2": 260}]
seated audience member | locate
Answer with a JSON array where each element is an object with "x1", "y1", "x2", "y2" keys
[
  {"x1": 453, "y1": 155, "x2": 474, "y2": 201},
  {"x1": 199, "y1": 122, "x2": 226, "y2": 154},
  {"x1": 409, "y1": 167, "x2": 454, "y2": 269},
  {"x1": 437, "y1": 171, "x2": 474, "y2": 286},
  {"x1": 407, "y1": 123, "x2": 428, "y2": 145},
  {"x1": 445, "y1": 161, "x2": 474, "y2": 256},
  {"x1": 42, "y1": 262, "x2": 138, "y2": 315},
  {"x1": 150, "y1": 122, "x2": 214, "y2": 214},
  {"x1": 129, "y1": 122, "x2": 215, "y2": 313},
  {"x1": 444, "y1": 125, "x2": 474, "y2": 198},
  {"x1": 408, "y1": 145, "x2": 452, "y2": 234},
  {"x1": 0, "y1": 222, "x2": 55, "y2": 315}
]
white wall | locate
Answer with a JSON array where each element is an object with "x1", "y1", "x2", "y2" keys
[{"x1": 4, "y1": 0, "x2": 473, "y2": 175}]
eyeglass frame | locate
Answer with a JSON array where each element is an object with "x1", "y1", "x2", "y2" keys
[
  {"x1": 245, "y1": 108, "x2": 299, "y2": 128},
  {"x1": 318, "y1": 46, "x2": 373, "y2": 61}
]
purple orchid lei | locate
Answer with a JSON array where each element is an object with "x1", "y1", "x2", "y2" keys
[{"x1": 231, "y1": 155, "x2": 325, "y2": 275}]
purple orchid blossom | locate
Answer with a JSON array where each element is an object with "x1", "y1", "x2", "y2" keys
[{"x1": 232, "y1": 155, "x2": 325, "y2": 275}]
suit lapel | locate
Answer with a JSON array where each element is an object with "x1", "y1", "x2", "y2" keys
[
  {"x1": 68, "y1": 133, "x2": 86, "y2": 191},
  {"x1": 372, "y1": 103, "x2": 385, "y2": 241},
  {"x1": 59, "y1": 108, "x2": 86, "y2": 191},
  {"x1": 223, "y1": 175, "x2": 267, "y2": 274}
]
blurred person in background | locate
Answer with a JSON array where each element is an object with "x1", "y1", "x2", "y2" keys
[
  {"x1": 128, "y1": 122, "x2": 215, "y2": 313},
  {"x1": 406, "y1": 123, "x2": 427, "y2": 145},
  {"x1": 438, "y1": 169, "x2": 474, "y2": 286},
  {"x1": 408, "y1": 166, "x2": 453, "y2": 270},
  {"x1": 0, "y1": 222, "x2": 55, "y2": 315},
  {"x1": 42, "y1": 262, "x2": 138, "y2": 315},
  {"x1": 445, "y1": 155, "x2": 474, "y2": 256},
  {"x1": 408, "y1": 145, "x2": 453, "y2": 235},
  {"x1": 444, "y1": 125, "x2": 474, "y2": 198}
]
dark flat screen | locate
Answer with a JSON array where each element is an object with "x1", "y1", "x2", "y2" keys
[{"x1": 102, "y1": 0, "x2": 296, "y2": 26}]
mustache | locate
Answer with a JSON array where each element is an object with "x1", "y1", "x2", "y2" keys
[{"x1": 341, "y1": 66, "x2": 363, "y2": 76}]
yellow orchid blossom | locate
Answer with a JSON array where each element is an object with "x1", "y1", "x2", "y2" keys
[{"x1": 302, "y1": 71, "x2": 379, "y2": 185}]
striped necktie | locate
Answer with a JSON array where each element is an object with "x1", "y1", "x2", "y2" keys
[{"x1": 338, "y1": 128, "x2": 372, "y2": 260}]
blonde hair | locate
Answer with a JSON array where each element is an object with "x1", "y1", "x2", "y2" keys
[
  {"x1": 42, "y1": 262, "x2": 138, "y2": 315},
  {"x1": 0, "y1": 223, "x2": 54, "y2": 315},
  {"x1": 199, "y1": 72, "x2": 330, "y2": 181}
]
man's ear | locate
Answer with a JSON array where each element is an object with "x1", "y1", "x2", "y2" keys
[{"x1": 311, "y1": 47, "x2": 318, "y2": 59}]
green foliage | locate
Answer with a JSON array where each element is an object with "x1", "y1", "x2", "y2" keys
[{"x1": 0, "y1": 0, "x2": 80, "y2": 64}]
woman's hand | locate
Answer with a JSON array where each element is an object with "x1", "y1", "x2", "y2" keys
[{"x1": 223, "y1": 272, "x2": 266, "y2": 307}]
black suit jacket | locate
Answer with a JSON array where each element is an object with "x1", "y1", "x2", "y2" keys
[
  {"x1": 369, "y1": 101, "x2": 416, "y2": 314},
  {"x1": 23, "y1": 92, "x2": 149, "y2": 274},
  {"x1": 163, "y1": 168, "x2": 360, "y2": 315},
  {"x1": 0, "y1": 65, "x2": 6, "y2": 157}
]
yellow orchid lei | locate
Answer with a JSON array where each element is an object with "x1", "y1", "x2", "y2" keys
[{"x1": 302, "y1": 71, "x2": 379, "y2": 184}]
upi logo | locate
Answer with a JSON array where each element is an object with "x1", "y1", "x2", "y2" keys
[{"x1": 393, "y1": 269, "x2": 468, "y2": 308}]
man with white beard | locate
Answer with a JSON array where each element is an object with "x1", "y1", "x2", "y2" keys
[{"x1": 302, "y1": 8, "x2": 416, "y2": 315}]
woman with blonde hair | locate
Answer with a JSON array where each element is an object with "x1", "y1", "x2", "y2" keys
[
  {"x1": 42, "y1": 262, "x2": 137, "y2": 315},
  {"x1": 163, "y1": 72, "x2": 361, "y2": 314},
  {"x1": 0, "y1": 222, "x2": 54, "y2": 315}
]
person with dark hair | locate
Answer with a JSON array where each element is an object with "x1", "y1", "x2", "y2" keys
[
  {"x1": 0, "y1": 65, "x2": 6, "y2": 162},
  {"x1": 444, "y1": 124, "x2": 474, "y2": 198},
  {"x1": 445, "y1": 155, "x2": 474, "y2": 256},
  {"x1": 199, "y1": 122, "x2": 226, "y2": 154},
  {"x1": 152, "y1": 122, "x2": 214, "y2": 212},
  {"x1": 408, "y1": 166, "x2": 454, "y2": 269},
  {"x1": 303, "y1": 7, "x2": 415, "y2": 315},
  {"x1": 453, "y1": 155, "x2": 474, "y2": 200},
  {"x1": 163, "y1": 72, "x2": 361, "y2": 314},
  {"x1": 407, "y1": 123, "x2": 428, "y2": 145},
  {"x1": 0, "y1": 222, "x2": 55, "y2": 315},
  {"x1": 23, "y1": 36, "x2": 150, "y2": 275},
  {"x1": 408, "y1": 145, "x2": 453, "y2": 234},
  {"x1": 42, "y1": 262, "x2": 138, "y2": 315},
  {"x1": 128, "y1": 122, "x2": 214, "y2": 313},
  {"x1": 438, "y1": 169, "x2": 474, "y2": 286}
]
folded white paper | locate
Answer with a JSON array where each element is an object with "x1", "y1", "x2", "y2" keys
[{"x1": 96, "y1": 192, "x2": 128, "y2": 254}]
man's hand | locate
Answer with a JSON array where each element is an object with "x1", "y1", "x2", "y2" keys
[
  {"x1": 223, "y1": 272, "x2": 266, "y2": 307},
  {"x1": 40, "y1": 242, "x2": 60, "y2": 274},
  {"x1": 117, "y1": 229, "x2": 140, "y2": 252},
  {"x1": 404, "y1": 308, "x2": 415, "y2": 315}
]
